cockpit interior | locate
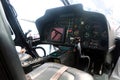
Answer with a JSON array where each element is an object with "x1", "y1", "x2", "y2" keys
[
  {"x1": 0, "y1": 0, "x2": 120, "y2": 80},
  {"x1": 33, "y1": 4, "x2": 115, "y2": 75}
]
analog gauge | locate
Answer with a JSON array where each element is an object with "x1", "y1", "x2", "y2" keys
[
  {"x1": 73, "y1": 24, "x2": 80, "y2": 37},
  {"x1": 93, "y1": 31, "x2": 99, "y2": 39},
  {"x1": 74, "y1": 25, "x2": 78, "y2": 29},
  {"x1": 74, "y1": 30, "x2": 79, "y2": 36},
  {"x1": 85, "y1": 25, "x2": 90, "y2": 30},
  {"x1": 84, "y1": 32, "x2": 90, "y2": 38}
]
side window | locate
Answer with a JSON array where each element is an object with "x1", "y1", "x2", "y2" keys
[
  {"x1": 9, "y1": 0, "x2": 64, "y2": 40},
  {"x1": 9, "y1": 0, "x2": 63, "y2": 55}
]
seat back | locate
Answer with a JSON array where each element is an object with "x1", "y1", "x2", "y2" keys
[{"x1": 0, "y1": 1, "x2": 26, "y2": 80}]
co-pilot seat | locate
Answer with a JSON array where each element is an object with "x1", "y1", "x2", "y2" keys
[{"x1": 27, "y1": 62, "x2": 93, "y2": 80}]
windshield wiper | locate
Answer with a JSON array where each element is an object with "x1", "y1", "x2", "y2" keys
[{"x1": 61, "y1": 0, "x2": 70, "y2": 6}]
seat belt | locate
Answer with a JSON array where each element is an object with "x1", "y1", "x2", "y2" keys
[{"x1": 50, "y1": 66, "x2": 68, "y2": 80}]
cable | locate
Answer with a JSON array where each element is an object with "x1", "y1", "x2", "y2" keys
[
  {"x1": 32, "y1": 46, "x2": 46, "y2": 57},
  {"x1": 77, "y1": 42, "x2": 91, "y2": 71}
]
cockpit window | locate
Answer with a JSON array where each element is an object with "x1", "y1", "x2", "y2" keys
[
  {"x1": 9, "y1": 0, "x2": 63, "y2": 55},
  {"x1": 9, "y1": 0, "x2": 64, "y2": 38}
]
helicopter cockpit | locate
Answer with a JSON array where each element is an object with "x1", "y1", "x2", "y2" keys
[
  {"x1": 1, "y1": 0, "x2": 120, "y2": 80},
  {"x1": 34, "y1": 4, "x2": 115, "y2": 74},
  {"x1": 36, "y1": 4, "x2": 113, "y2": 51}
]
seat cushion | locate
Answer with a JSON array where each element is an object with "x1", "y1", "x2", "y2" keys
[{"x1": 27, "y1": 62, "x2": 93, "y2": 80}]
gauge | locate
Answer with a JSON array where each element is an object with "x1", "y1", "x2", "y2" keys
[
  {"x1": 85, "y1": 25, "x2": 90, "y2": 30},
  {"x1": 93, "y1": 31, "x2": 99, "y2": 39},
  {"x1": 73, "y1": 30, "x2": 79, "y2": 36},
  {"x1": 73, "y1": 24, "x2": 78, "y2": 29},
  {"x1": 84, "y1": 32, "x2": 90, "y2": 38}
]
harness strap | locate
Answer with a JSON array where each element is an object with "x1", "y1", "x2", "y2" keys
[{"x1": 50, "y1": 66, "x2": 68, "y2": 80}]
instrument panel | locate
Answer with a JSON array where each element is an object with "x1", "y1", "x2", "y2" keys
[
  {"x1": 36, "y1": 4, "x2": 109, "y2": 51},
  {"x1": 49, "y1": 14, "x2": 108, "y2": 50}
]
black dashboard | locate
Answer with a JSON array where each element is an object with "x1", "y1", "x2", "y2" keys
[{"x1": 36, "y1": 4, "x2": 109, "y2": 51}]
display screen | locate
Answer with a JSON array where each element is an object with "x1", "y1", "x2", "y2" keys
[{"x1": 49, "y1": 27, "x2": 64, "y2": 42}]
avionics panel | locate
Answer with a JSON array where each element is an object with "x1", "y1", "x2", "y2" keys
[
  {"x1": 36, "y1": 4, "x2": 109, "y2": 51},
  {"x1": 48, "y1": 27, "x2": 65, "y2": 43}
]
